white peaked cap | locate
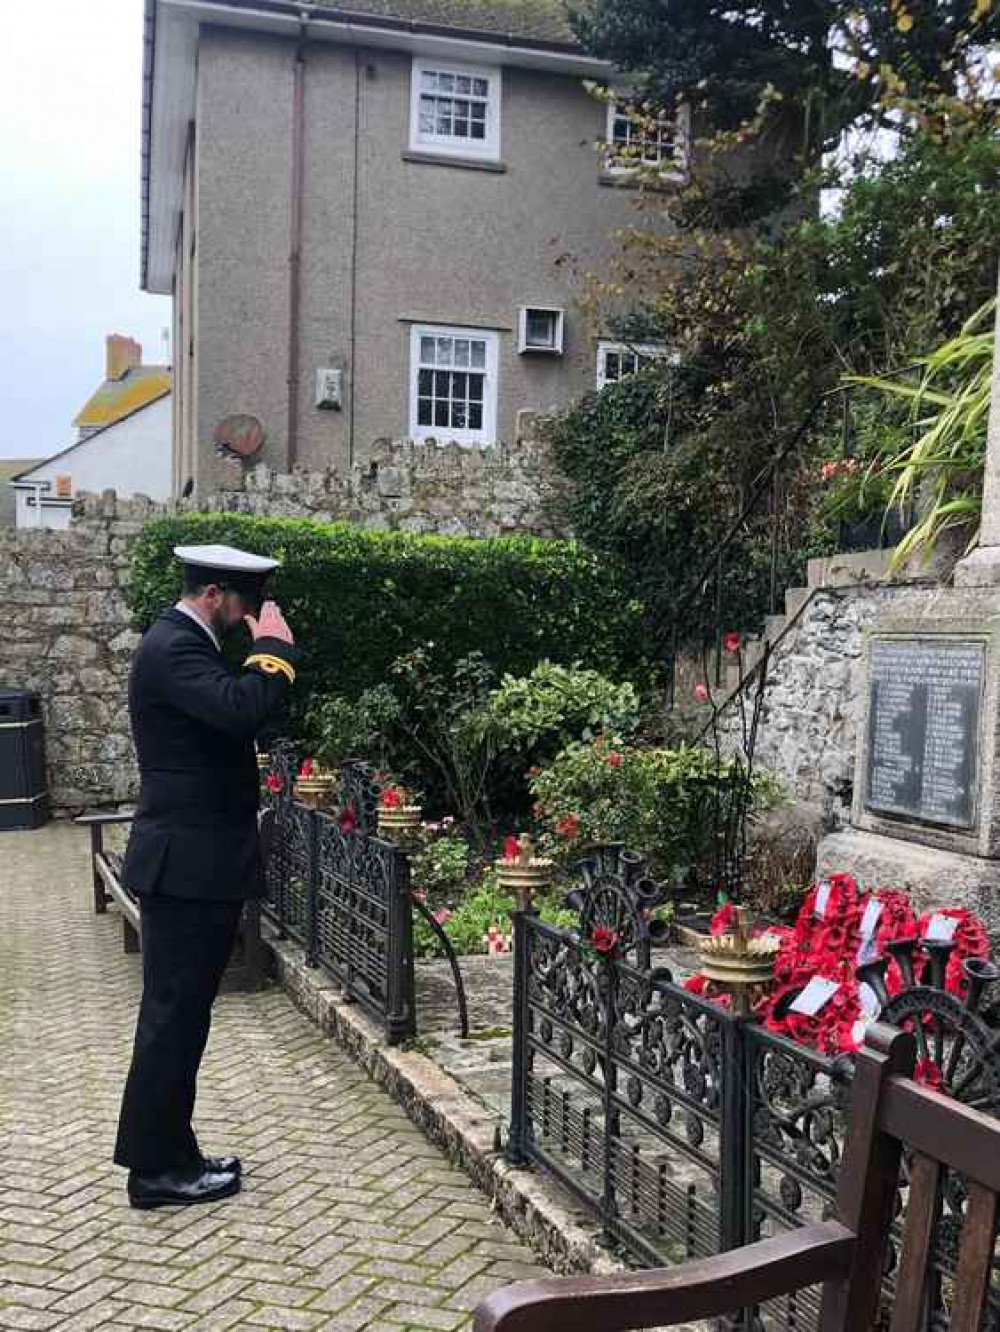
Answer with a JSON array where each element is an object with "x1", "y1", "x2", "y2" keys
[{"x1": 173, "y1": 543, "x2": 281, "y2": 573}]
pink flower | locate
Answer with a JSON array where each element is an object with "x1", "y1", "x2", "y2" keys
[
  {"x1": 299, "y1": 757, "x2": 315, "y2": 778},
  {"x1": 265, "y1": 773, "x2": 284, "y2": 795},
  {"x1": 694, "y1": 683, "x2": 709, "y2": 704},
  {"x1": 502, "y1": 835, "x2": 522, "y2": 863},
  {"x1": 557, "y1": 814, "x2": 581, "y2": 839},
  {"x1": 380, "y1": 788, "x2": 403, "y2": 810},
  {"x1": 433, "y1": 909, "x2": 453, "y2": 926},
  {"x1": 723, "y1": 633, "x2": 741, "y2": 655},
  {"x1": 606, "y1": 751, "x2": 623, "y2": 769}
]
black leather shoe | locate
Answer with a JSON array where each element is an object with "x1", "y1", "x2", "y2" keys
[
  {"x1": 202, "y1": 1154, "x2": 242, "y2": 1176},
  {"x1": 128, "y1": 1164, "x2": 240, "y2": 1210}
]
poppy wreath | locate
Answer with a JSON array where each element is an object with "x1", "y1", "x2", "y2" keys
[
  {"x1": 915, "y1": 908, "x2": 989, "y2": 999},
  {"x1": 772, "y1": 874, "x2": 862, "y2": 990}
]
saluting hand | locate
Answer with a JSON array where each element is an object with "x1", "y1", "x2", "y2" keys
[{"x1": 245, "y1": 600, "x2": 294, "y2": 645}]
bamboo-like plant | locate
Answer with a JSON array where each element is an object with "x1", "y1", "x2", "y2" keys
[{"x1": 846, "y1": 300, "x2": 994, "y2": 571}]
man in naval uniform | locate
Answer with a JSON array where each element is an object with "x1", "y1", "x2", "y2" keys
[{"x1": 114, "y1": 543, "x2": 297, "y2": 1208}]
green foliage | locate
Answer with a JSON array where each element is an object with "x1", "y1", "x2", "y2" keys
[
  {"x1": 549, "y1": 116, "x2": 1000, "y2": 652},
  {"x1": 410, "y1": 833, "x2": 471, "y2": 903},
  {"x1": 303, "y1": 686, "x2": 400, "y2": 770},
  {"x1": 571, "y1": 1, "x2": 998, "y2": 183},
  {"x1": 487, "y1": 661, "x2": 640, "y2": 761},
  {"x1": 531, "y1": 738, "x2": 779, "y2": 888},
  {"x1": 847, "y1": 301, "x2": 994, "y2": 569},
  {"x1": 127, "y1": 513, "x2": 647, "y2": 710},
  {"x1": 413, "y1": 871, "x2": 576, "y2": 959}
]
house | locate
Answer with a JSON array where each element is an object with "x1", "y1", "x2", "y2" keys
[
  {"x1": 11, "y1": 335, "x2": 171, "y2": 529},
  {"x1": 142, "y1": 0, "x2": 680, "y2": 498}
]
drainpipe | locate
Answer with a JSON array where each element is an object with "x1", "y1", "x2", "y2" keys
[
  {"x1": 286, "y1": 9, "x2": 310, "y2": 468},
  {"x1": 348, "y1": 45, "x2": 361, "y2": 466}
]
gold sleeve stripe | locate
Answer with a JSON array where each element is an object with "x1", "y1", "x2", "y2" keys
[{"x1": 244, "y1": 652, "x2": 296, "y2": 684}]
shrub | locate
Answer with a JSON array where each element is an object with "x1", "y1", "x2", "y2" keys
[
  {"x1": 126, "y1": 514, "x2": 648, "y2": 707},
  {"x1": 487, "y1": 661, "x2": 640, "y2": 763},
  {"x1": 411, "y1": 833, "x2": 471, "y2": 903},
  {"x1": 413, "y1": 869, "x2": 577, "y2": 959},
  {"x1": 531, "y1": 738, "x2": 779, "y2": 890}
]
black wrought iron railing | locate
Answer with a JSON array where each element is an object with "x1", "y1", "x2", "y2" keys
[
  {"x1": 508, "y1": 845, "x2": 1000, "y2": 1332},
  {"x1": 261, "y1": 747, "x2": 470, "y2": 1044}
]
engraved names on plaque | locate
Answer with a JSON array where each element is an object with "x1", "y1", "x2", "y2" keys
[{"x1": 865, "y1": 638, "x2": 984, "y2": 830}]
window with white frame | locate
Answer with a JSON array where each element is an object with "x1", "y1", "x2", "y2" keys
[
  {"x1": 596, "y1": 340, "x2": 669, "y2": 390},
  {"x1": 605, "y1": 99, "x2": 687, "y2": 176},
  {"x1": 410, "y1": 59, "x2": 501, "y2": 160},
  {"x1": 410, "y1": 325, "x2": 499, "y2": 444}
]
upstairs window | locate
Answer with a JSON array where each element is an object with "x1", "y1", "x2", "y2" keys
[
  {"x1": 410, "y1": 325, "x2": 499, "y2": 445},
  {"x1": 596, "y1": 340, "x2": 669, "y2": 390},
  {"x1": 606, "y1": 100, "x2": 687, "y2": 177},
  {"x1": 410, "y1": 60, "x2": 501, "y2": 161}
]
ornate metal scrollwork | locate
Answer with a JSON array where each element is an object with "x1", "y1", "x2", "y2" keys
[{"x1": 564, "y1": 843, "x2": 671, "y2": 969}]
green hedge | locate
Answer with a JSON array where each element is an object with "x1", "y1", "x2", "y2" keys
[{"x1": 126, "y1": 514, "x2": 649, "y2": 701}]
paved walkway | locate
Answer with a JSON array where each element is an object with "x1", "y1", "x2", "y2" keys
[{"x1": 0, "y1": 823, "x2": 547, "y2": 1332}]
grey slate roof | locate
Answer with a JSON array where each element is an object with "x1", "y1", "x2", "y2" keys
[{"x1": 297, "y1": 0, "x2": 578, "y2": 47}]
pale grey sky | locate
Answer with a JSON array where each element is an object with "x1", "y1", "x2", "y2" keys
[{"x1": 0, "y1": 0, "x2": 170, "y2": 460}]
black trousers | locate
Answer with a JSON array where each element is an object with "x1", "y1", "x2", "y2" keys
[{"x1": 114, "y1": 895, "x2": 243, "y2": 1173}]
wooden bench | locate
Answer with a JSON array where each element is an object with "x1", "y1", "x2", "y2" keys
[
  {"x1": 475, "y1": 1023, "x2": 1000, "y2": 1332},
  {"x1": 77, "y1": 810, "x2": 268, "y2": 993}
]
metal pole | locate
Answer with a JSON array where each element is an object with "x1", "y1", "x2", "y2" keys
[{"x1": 506, "y1": 904, "x2": 536, "y2": 1165}]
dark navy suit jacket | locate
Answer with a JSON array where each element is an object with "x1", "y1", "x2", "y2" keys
[{"x1": 122, "y1": 607, "x2": 296, "y2": 901}]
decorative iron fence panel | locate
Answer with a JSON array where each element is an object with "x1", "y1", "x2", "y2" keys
[
  {"x1": 260, "y1": 753, "x2": 416, "y2": 1045},
  {"x1": 510, "y1": 858, "x2": 1000, "y2": 1332},
  {"x1": 512, "y1": 914, "x2": 743, "y2": 1266}
]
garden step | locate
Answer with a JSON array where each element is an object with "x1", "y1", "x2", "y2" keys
[
  {"x1": 764, "y1": 613, "x2": 787, "y2": 641},
  {"x1": 807, "y1": 547, "x2": 896, "y2": 588}
]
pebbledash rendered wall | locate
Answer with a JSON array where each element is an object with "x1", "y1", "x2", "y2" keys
[{"x1": 0, "y1": 432, "x2": 566, "y2": 812}]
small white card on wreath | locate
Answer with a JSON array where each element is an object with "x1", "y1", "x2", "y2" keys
[
  {"x1": 790, "y1": 977, "x2": 839, "y2": 1017},
  {"x1": 924, "y1": 913, "x2": 958, "y2": 942}
]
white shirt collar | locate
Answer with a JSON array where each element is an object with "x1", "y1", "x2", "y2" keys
[{"x1": 174, "y1": 600, "x2": 222, "y2": 653}]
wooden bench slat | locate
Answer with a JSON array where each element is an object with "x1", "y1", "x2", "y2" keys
[
  {"x1": 950, "y1": 1181, "x2": 999, "y2": 1332},
  {"x1": 881, "y1": 1079, "x2": 1000, "y2": 1194},
  {"x1": 888, "y1": 1153, "x2": 940, "y2": 1332},
  {"x1": 472, "y1": 1223, "x2": 856, "y2": 1332}
]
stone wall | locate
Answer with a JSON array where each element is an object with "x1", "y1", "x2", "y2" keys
[
  {"x1": 196, "y1": 421, "x2": 567, "y2": 537},
  {"x1": 0, "y1": 495, "x2": 164, "y2": 813},
  {"x1": 1, "y1": 426, "x2": 563, "y2": 813},
  {"x1": 722, "y1": 581, "x2": 937, "y2": 825}
]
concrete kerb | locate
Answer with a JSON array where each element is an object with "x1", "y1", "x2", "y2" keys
[{"x1": 264, "y1": 924, "x2": 622, "y2": 1278}]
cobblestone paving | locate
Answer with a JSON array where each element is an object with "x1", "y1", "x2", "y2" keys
[{"x1": 0, "y1": 823, "x2": 548, "y2": 1332}]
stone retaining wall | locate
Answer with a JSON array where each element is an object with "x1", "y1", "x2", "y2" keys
[
  {"x1": 722, "y1": 581, "x2": 937, "y2": 824},
  {"x1": 0, "y1": 496, "x2": 158, "y2": 812}
]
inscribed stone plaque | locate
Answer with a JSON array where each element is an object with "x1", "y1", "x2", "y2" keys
[{"x1": 864, "y1": 638, "x2": 984, "y2": 830}]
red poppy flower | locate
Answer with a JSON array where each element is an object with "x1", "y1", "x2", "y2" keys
[
  {"x1": 502, "y1": 835, "x2": 521, "y2": 863},
  {"x1": 299, "y1": 757, "x2": 315, "y2": 778},
  {"x1": 590, "y1": 925, "x2": 618, "y2": 954},
  {"x1": 557, "y1": 814, "x2": 582, "y2": 839},
  {"x1": 915, "y1": 1058, "x2": 943, "y2": 1090},
  {"x1": 380, "y1": 788, "x2": 403, "y2": 810},
  {"x1": 606, "y1": 752, "x2": 623, "y2": 769},
  {"x1": 265, "y1": 773, "x2": 283, "y2": 794},
  {"x1": 723, "y1": 632, "x2": 741, "y2": 655},
  {"x1": 338, "y1": 806, "x2": 358, "y2": 833},
  {"x1": 710, "y1": 903, "x2": 738, "y2": 937}
]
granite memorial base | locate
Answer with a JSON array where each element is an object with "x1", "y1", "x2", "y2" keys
[{"x1": 816, "y1": 827, "x2": 1000, "y2": 938}]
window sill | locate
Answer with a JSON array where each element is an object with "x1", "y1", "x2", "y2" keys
[
  {"x1": 599, "y1": 169, "x2": 685, "y2": 192},
  {"x1": 402, "y1": 150, "x2": 507, "y2": 174}
]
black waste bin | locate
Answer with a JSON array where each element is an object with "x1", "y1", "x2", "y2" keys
[{"x1": 0, "y1": 690, "x2": 49, "y2": 831}]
